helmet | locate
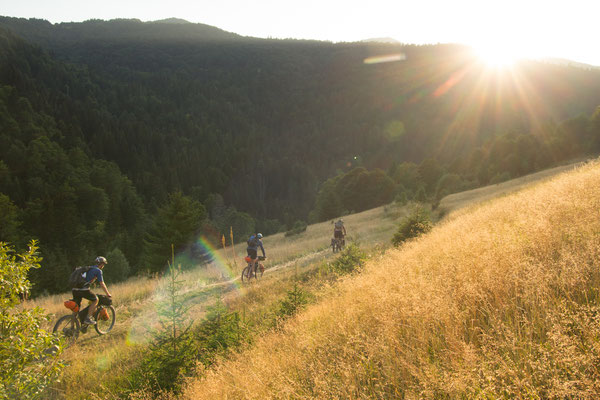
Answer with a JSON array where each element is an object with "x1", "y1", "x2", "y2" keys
[
  {"x1": 257, "y1": 233, "x2": 263, "y2": 239},
  {"x1": 95, "y1": 256, "x2": 107, "y2": 265}
]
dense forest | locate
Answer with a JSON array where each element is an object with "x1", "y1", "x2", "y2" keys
[{"x1": 1, "y1": 17, "x2": 599, "y2": 294}]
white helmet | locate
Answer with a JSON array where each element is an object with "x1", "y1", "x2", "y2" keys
[
  {"x1": 257, "y1": 233, "x2": 263, "y2": 239},
  {"x1": 95, "y1": 256, "x2": 107, "y2": 265}
]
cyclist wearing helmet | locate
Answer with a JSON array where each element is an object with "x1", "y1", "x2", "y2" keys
[
  {"x1": 72, "y1": 256, "x2": 112, "y2": 326},
  {"x1": 246, "y1": 233, "x2": 266, "y2": 273},
  {"x1": 334, "y1": 218, "x2": 346, "y2": 242}
]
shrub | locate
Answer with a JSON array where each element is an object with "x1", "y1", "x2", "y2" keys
[
  {"x1": 391, "y1": 206, "x2": 432, "y2": 246},
  {"x1": 284, "y1": 220, "x2": 307, "y2": 237},
  {"x1": 330, "y1": 243, "x2": 366, "y2": 275},
  {"x1": 0, "y1": 241, "x2": 64, "y2": 399},
  {"x1": 195, "y1": 300, "x2": 247, "y2": 368},
  {"x1": 277, "y1": 284, "x2": 310, "y2": 319}
]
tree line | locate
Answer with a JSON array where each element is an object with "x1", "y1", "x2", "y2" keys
[{"x1": 0, "y1": 18, "x2": 600, "y2": 294}]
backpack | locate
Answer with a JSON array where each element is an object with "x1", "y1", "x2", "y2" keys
[
  {"x1": 69, "y1": 266, "x2": 91, "y2": 289},
  {"x1": 334, "y1": 220, "x2": 344, "y2": 230},
  {"x1": 247, "y1": 235, "x2": 259, "y2": 247}
]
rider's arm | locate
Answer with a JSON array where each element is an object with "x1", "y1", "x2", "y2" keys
[
  {"x1": 99, "y1": 281, "x2": 111, "y2": 297},
  {"x1": 259, "y1": 242, "x2": 266, "y2": 257},
  {"x1": 343, "y1": 226, "x2": 347, "y2": 235}
]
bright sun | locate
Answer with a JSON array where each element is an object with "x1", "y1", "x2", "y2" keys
[{"x1": 473, "y1": 43, "x2": 527, "y2": 68}]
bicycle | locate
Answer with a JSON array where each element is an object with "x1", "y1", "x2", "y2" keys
[
  {"x1": 53, "y1": 294, "x2": 115, "y2": 344},
  {"x1": 241, "y1": 255, "x2": 265, "y2": 282},
  {"x1": 331, "y1": 236, "x2": 345, "y2": 253}
]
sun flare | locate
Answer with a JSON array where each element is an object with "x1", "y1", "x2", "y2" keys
[{"x1": 474, "y1": 45, "x2": 523, "y2": 68}]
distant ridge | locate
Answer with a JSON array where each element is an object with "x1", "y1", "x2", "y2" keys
[
  {"x1": 151, "y1": 18, "x2": 191, "y2": 24},
  {"x1": 360, "y1": 37, "x2": 399, "y2": 43},
  {"x1": 542, "y1": 57, "x2": 600, "y2": 70},
  {"x1": 0, "y1": 16, "x2": 242, "y2": 45}
]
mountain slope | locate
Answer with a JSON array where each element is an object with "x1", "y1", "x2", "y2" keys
[
  {"x1": 2, "y1": 17, "x2": 600, "y2": 220},
  {"x1": 0, "y1": 16, "x2": 242, "y2": 46},
  {"x1": 1, "y1": 17, "x2": 600, "y2": 295},
  {"x1": 183, "y1": 160, "x2": 600, "y2": 398}
]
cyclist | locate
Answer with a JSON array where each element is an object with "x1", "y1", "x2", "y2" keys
[
  {"x1": 246, "y1": 233, "x2": 266, "y2": 275},
  {"x1": 333, "y1": 218, "x2": 346, "y2": 246},
  {"x1": 71, "y1": 256, "x2": 112, "y2": 326}
]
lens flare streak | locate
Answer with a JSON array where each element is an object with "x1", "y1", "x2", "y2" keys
[{"x1": 364, "y1": 53, "x2": 406, "y2": 64}]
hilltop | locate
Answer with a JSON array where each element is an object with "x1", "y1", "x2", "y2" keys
[{"x1": 0, "y1": 16, "x2": 241, "y2": 45}]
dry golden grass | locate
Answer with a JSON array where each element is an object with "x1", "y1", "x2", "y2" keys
[
  {"x1": 438, "y1": 160, "x2": 585, "y2": 214},
  {"x1": 183, "y1": 160, "x2": 600, "y2": 399}
]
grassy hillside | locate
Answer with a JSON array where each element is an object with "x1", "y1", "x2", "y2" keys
[
  {"x1": 24, "y1": 159, "x2": 595, "y2": 398},
  {"x1": 182, "y1": 160, "x2": 600, "y2": 399},
  {"x1": 437, "y1": 160, "x2": 587, "y2": 214},
  {"x1": 31, "y1": 199, "x2": 407, "y2": 399}
]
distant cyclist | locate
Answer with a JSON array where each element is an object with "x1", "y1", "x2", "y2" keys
[
  {"x1": 334, "y1": 218, "x2": 347, "y2": 245},
  {"x1": 71, "y1": 256, "x2": 112, "y2": 326},
  {"x1": 246, "y1": 233, "x2": 266, "y2": 273}
]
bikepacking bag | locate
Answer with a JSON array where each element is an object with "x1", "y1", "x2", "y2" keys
[
  {"x1": 69, "y1": 266, "x2": 91, "y2": 288},
  {"x1": 98, "y1": 294, "x2": 112, "y2": 306},
  {"x1": 64, "y1": 300, "x2": 79, "y2": 312},
  {"x1": 99, "y1": 308, "x2": 109, "y2": 321}
]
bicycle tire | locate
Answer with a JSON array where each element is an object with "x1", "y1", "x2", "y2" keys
[
  {"x1": 241, "y1": 266, "x2": 251, "y2": 283},
  {"x1": 94, "y1": 305, "x2": 116, "y2": 335},
  {"x1": 53, "y1": 314, "x2": 80, "y2": 344},
  {"x1": 256, "y1": 264, "x2": 264, "y2": 280}
]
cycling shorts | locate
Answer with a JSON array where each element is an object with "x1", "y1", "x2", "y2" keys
[
  {"x1": 247, "y1": 248, "x2": 258, "y2": 260},
  {"x1": 71, "y1": 288, "x2": 97, "y2": 306}
]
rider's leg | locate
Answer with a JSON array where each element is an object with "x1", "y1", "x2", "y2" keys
[
  {"x1": 77, "y1": 290, "x2": 98, "y2": 325},
  {"x1": 87, "y1": 296, "x2": 98, "y2": 323},
  {"x1": 247, "y1": 248, "x2": 258, "y2": 277}
]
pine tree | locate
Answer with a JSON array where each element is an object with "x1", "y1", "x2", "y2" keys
[
  {"x1": 142, "y1": 192, "x2": 207, "y2": 273},
  {"x1": 131, "y1": 247, "x2": 195, "y2": 393}
]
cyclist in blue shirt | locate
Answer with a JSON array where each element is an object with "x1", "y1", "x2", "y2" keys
[
  {"x1": 72, "y1": 256, "x2": 112, "y2": 325},
  {"x1": 246, "y1": 233, "x2": 266, "y2": 273}
]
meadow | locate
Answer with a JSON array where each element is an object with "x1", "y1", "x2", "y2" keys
[
  {"x1": 29, "y1": 194, "x2": 407, "y2": 399},
  {"x1": 26, "y1": 158, "x2": 592, "y2": 399},
  {"x1": 182, "y1": 160, "x2": 600, "y2": 399}
]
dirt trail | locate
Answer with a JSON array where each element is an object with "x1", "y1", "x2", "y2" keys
[
  {"x1": 116, "y1": 247, "x2": 333, "y2": 345},
  {"x1": 180, "y1": 247, "x2": 331, "y2": 295}
]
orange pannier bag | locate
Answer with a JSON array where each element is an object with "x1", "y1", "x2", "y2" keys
[
  {"x1": 99, "y1": 308, "x2": 109, "y2": 321},
  {"x1": 244, "y1": 256, "x2": 252, "y2": 263},
  {"x1": 64, "y1": 300, "x2": 79, "y2": 312}
]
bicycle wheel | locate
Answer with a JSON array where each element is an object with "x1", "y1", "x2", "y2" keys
[
  {"x1": 255, "y1": 264, "x2": 264, "y2": 280},
  {"x1": 241, "y1": 266, "x2": 251, "y2": 283},
  {"x1": 53, "y1": 314, "x2": 80, "y2": 344},
  {"x1": 94, "y1": 306, "x2": 116, "y2": 335}
]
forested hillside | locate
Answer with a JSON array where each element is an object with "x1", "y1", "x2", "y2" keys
[{"x1": 1, "y1": 17, "x2": 600, "y2": 294}]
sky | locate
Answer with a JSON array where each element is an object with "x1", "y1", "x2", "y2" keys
[{"x1": 1, "y1": 0, "x2": 599, "y2": 66}]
